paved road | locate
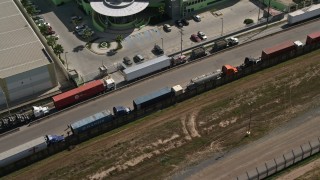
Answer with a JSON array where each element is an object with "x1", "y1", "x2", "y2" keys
[
  {"x1": 174, "y1": 105, "x2": 320, "y2": 180},
  {"x1": 0, "y1": 20, "x2": 319, "y2": 152}
]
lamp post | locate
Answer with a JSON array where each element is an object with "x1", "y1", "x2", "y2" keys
[
  {"x1": 161, "y1": 38, "x2": 164, "y2": 51},
  {"x1": 257, "y1": 0, "x2": 261, "y2": 21},
  {"x1": 64, "y1": 51, "x2": 68, "y2": 70},
  {"x1": 266, "y1": 0, "x2": 271, "y2": 27},
  {"x1": 221, "y1": 17, "x2": 224, "y2": 36},
  {"x1": 246, "y1": 101, "x2": 253, "y2": 136},
  {"x1": 180, "y1": 29, "x2": 183, "y2": 56},
  {"x1": 0, "y1": 86, "x2": 11, "y2": 117}
]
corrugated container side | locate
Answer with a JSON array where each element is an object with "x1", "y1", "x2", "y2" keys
[
  {"x1": 53, "y1": 80, "x2": 104, "y2": 109},
  {"x1": 0, "y1": 137, "x2": 47, "y2": 167},
  {"x1": 134, "y1": 87, "x2": 172, "y2": 110},
  {"x1": 306, "y1": 31, "x2": 320, "y2": 45},
  {"x1": 261, "y1": 41, "x2": 295, "y2": 61},
  {"x1": 288, "y1": 4, "x2": 320, "y2": 24},
  {"x1": 123, "y1": 56, "x2": 171, "y2": 81},
  {"x1": 71, "y1": 110, "x2": 113, "y2": 134}
]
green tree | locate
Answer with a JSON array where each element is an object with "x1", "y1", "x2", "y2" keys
[
  {"x1": 53, "y1": 44, "x2": 64, "y2": 58},
  {"x1": 158, "y1": 5, "x2": 165, "y2": 17},
  {"x1": 81, "y1": 28, "x2": 93, "y2": 42},
  {"x1": 115, "y1": 35, "x2": 123, "y2": 43},
  {"x1": 26, "y1": 6, "x2": 36, "y2": 16},
  {"x1": 38, "y1": 24, "x2": 49, "y2": 35},
  {"x1": 46, "y1": 36, "x2": 57, "y2": 47}
]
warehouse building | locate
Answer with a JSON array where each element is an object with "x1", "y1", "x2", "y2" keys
[{"x1": 0, "y1": 0, "x2": 58, "y2": 107}]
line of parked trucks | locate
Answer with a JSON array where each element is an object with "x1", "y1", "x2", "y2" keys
[{"x1": 1, "y1": 31, "x2": 319, "y2": 169}]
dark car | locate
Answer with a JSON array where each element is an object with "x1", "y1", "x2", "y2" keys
[
  {"x1": 45, "y1": 30, "x2": 55, "y2": 35},
  {"x1": 175, "y1": 20, "x2": 183, "y2": 28},
  {"x1": 107, "y1": 49, "x2": 117, "y2": 56},
  {"x1": 123, "y1": 56, "x2": 133, "y2": 65},
  {"x1": 153, "y1": 44, "x2": 164, "y2": 55},
  {"x1": 133, "y1": 54, "x2": 144, "y2": 63},
  {"x1": 181, "y1": 19, "x2": 189, "y2": 26},
  {"x1": 191, "y1": 34, "x2": 201, "y2": 42}
]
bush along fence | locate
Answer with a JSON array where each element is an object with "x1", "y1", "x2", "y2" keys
[
  {"x1": 237, "y1": 137, "x2": 320, "y2": 180},
  {"x1": 1, "y1": 39, "x2": 320, "y2": 177}
]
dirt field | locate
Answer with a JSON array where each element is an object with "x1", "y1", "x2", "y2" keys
[{"x1": 4, "y1": 50, "x2": 320, "y2": 180}]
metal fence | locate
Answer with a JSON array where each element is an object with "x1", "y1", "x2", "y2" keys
[{"x1": 237, "y1": 137, "x2": 320, "y2": 180}]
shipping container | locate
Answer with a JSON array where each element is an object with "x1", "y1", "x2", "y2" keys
[
  {"x1": 52, "y1": 80, "x2": 105, "y2": 110},
  {"x1": 306, "y1": 31, "x2": 320, "y2": 45},
  {"x1": 133, "y1": 87, "x2": 173, "y2": 110},
  {"x1": 288, "y1": 4, "x2": 320, "y2": 25},
  {"x1": 123, "y1": 55, "x2": 171, "y2": 81},
  {"x1": 261, "y1": 41, "x2": 296, "y2": 61},
  {"x1": 70, "y1": 110, "x2": 113, "y2": 134},
  {"x1": 0, "y1": 136, "x2": 47, "y2": 168}
]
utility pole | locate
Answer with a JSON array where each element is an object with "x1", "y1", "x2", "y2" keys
[
  {"x1": 64, "y1": 51, "x2": 69, "y2": 70},
  {"x1": 0, "y1": 86, "x2": 11, "y2": 117},
  {"x1": 180, "y1": 29, "x2": 183, "y2": 55},
  {"x1": 257, "y1": 0, "x2": 261, "y2": 21},
  {"x1": 221, "y1": 17, "x2": 224, "y2": 36},
  {"x1": 246, "y1": 101, "x2": 253, "y2": 136},
  {"x1": 266, "y1": 0, "x2": 271, "y2": 27}
]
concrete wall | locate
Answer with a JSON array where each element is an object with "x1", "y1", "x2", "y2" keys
[{"x1": 5, "y1": 65, "x2": 54, "y2": 102}]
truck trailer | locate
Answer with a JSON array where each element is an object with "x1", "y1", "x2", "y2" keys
[
  {"x1": 191, "y1": 46, "x2": 207, "y2": 59},
  {"x1": 306, "y1": 31, "x2": 320, "y2": 45},
  {"x1": 261, "y1": 41, "x2": 296, "y2": 61},
  {"x1": 70, "y1": 110, "x2": 113, "y2": 134},
  {"x1": 0, "y1": 135, "x2": 64, "y2": 168},
  {"x1": 123, "y1": 55, "x2": 171, "y2": 81},
  {"x1": 133, "y1": 87, "x2": 173, "y2": 110},
  {"x1": 287, "y1": 4, "x2": 320, "y2": 25},
  {"x1": 186, "y1": 71, "x2": 221, "y2": 91}
]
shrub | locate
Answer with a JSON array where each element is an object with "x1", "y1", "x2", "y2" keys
[{"x1": 244, "y1": 19, "x2": 254, "y2": 25}]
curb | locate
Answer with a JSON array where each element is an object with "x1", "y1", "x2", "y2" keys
[{"x1": 0, "y1": 128, "x2": 20, "y2": 138}]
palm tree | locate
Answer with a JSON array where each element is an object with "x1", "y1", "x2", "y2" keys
[
  {"x1": 46, "y1": 36, "x2": 57, "y2": 47},
  {"x1": 26, "y1": 6, "x2": 36, "y2": 16},
  {"x1": 158, "y1": 5, "x2": 165, "y2": 17},
  {"x1": 82, "y1": 28, "x2": 93, "y2": 42},
  {"x1": 53, "y1": 44, "x2": 64, "y2": 58},
  {"x1": 115, "y1": 35, "x2": 123, "y2": 43}
]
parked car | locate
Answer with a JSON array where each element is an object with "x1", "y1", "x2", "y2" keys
[
  {"x1": 197, "y1": 31, "x2": 207, "y2": 40},
  {"x1": 175, "y1": 20, "x2": 183, "y2": 28},
  {"x1": 123, "y1": 56, "x2": 133, "y2": 65},
  {"x1": 153, "y1": 44, "x2": 164, "y2": 55},
  {"x1": 75, "y1": 24, "x2": 88, "y2": 32},
  {"x1": 163, "y1": 24, "x2": 171, "y2": 32},
  {"x1": 107, "y1": 49, "x2": 117, "y2": 56},
  {"x1": 70, "y1": 16, "x2": 83, "y2": 23},
  {"x1": 133, "y1": 54, "x2": 144, "y2": 63},
  {"x1": 191, "y1": 34, "x2": 201, "y2": 42},
  {"x1": 45, "y1": 30, "x2": 55, "y2": 35},
  {"x1": 193, "y1": 15, "x2": 201, "y2": 22},
  {"x1": 181, "y1": 19, "x2": 189, "y2": 26}
]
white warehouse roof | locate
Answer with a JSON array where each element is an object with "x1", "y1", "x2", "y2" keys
[
  {"x1": 0, "y1": 0, "x2": 50, "y2": 78},
  {"x1": 90, "y1": 0, "x2": 149, "y2": 17}
]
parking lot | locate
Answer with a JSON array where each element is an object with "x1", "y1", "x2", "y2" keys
[{"x1": 32, "y1": 0, "x2": 263, "y2": 82}]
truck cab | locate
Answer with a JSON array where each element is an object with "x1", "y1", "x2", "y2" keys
[
  {"x1": 103, "y1": 78, "x2": 115, "y2": 91},
  {"x1": 45, "y1": 135, "x2": 65, "y2": 146},
  {"x1": 222, "y1": 65, "x2": 238, "y2": 76},
  {"x1": 113, "y1": 106, "x2": 131, "y2": 117},
  {"x1": 32, "y1": 106, "x2": 49, "y2": 118},
  {"x1": 225, "y1": 37, "x2": 239, "y2": 46}
]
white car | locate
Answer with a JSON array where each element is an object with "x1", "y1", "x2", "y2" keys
[
  {"x1": 193, "y1": 15, "x2": 201, "y2": 22},
  {"x1": 197, "y1": 31, "x2": 207, "y2": 40}
]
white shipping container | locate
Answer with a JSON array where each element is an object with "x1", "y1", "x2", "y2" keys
[
  {"x1": 0, "y1": 136, "x2": 47, "y2": 167},
  {"x1": 123, "y1": 55, "x2": 171, "y2": 81},
  {"x1": 288, "y1": 4, "x2": 320, "y2": 25}
]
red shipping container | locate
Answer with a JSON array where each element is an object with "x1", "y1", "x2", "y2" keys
[
  {"x1": 306, "y1": 31, "x2": 320, "y2": 45},
  {"x1": 53, "y1": 80, "x2": 104, "y2": 110},
  {"x1": 261, "y1": 41, "x2": 296, "y2": 61}
]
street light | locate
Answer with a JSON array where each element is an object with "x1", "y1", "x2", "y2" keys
[
  {"x1": 161, "y1": 38, "x2": 164, "y2": 51},
  {"x1": 246, "y1": 101, "x2": 253, "y2": 136},
  {"x1": 221, "y1": 17, "x2": 224, "y2": 36},
  {"x1": 0, "y1": 86, "x2": 11, "y2": 117},
  {"x1": 64, "y1": 51, "x2": 68, "y2": 70},
  {"x1": 266, "y1": 0, "x2": 271, "y2": 27}
]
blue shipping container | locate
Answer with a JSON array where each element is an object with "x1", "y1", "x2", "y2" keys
[
  {"x1": 70, "y1": 110, "x2": 113, "y2": 134},
  {"x1": 133, "y1": 87, "x2": 172, "y2": 110}
]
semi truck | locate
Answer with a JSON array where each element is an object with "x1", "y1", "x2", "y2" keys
[
  {"x1": 287, "y1": 4, "x2": 320, "y2": 25},
  {"x1": 52, "y1": 78, "x2": 115, "y2": 110},
  {"x1": 70, "y1": 110, "x2": 113, "y2": 134},
  {"x1": 191, "y1": 46, "x2": 207, "y2": 59},
  {"x1": 0, "y1": 135, "x2": 64, "y2": 168},
  {"x1": 212, "y1": 37, "x2": 239, "y2": 52},
  {"x1": 32, "y1": 106, "x2": 50, "y2": 118},
  {"x1": 122, "y1": 55, "x2": 171, "y2": 81},
  {"x1": 113, "y1": 106, "x2": 131, "y2": 117},
  {"x1": 133, "y1": 87, "x2": 173, "y2": 110},
  {"x1": 171, "y1": 55, "x2": 187, "y2": 66},
  {"x1": 186, "y1": 70, "x2": 221, "y2": 91},
  {"x1": 222, "y1": 65, "x2": 238, "y2": 76}
]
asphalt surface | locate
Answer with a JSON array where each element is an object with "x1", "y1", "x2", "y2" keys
[
  {"x1": 174, "y1": 105, "x2": 320, "y2": 180},
  {"x1": 0, "y1": 20, "x2": 319, "y2": 152}
]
